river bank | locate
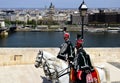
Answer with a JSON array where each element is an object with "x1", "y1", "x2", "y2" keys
[
  {"x1": 15, "y1": 26, "x2": 120, "y2": 33},
  {"x1": 15, "y1": 26, "x2": 81, "y2": 32}
]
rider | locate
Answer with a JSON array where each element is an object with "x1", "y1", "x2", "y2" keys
[
  {"x1": 74, "y1": 34, "x2": 94, "y2": 72},
  {"x1": 57, "y1": 30, "x2": 75, "y2": 64},
  {"x1": 62, "y1": 32, "x2": 76, "y2": 83},
  {"x1": 74, "y1": 34, "x2": 94, "y2": 82},
  {"x1": 63, "y1": 32, "x2": 75, "y2": 62}
]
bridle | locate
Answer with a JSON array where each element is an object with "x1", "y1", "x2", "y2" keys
[{"x1": 35, "y1": 50, "x2": 44, "y2": 68}]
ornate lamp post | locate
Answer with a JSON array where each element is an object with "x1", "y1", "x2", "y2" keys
[{"x1": 78, "y1": 0, "x2": 88, "y2": 39}]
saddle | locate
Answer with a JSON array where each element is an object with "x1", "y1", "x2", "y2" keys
[{"x1": 81, "y1": 65, "x2": 91, "y2": 71}]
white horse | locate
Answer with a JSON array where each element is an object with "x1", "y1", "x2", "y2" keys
[{"x1": 34, "y1": 50, "x2": 110, "y2": 83}]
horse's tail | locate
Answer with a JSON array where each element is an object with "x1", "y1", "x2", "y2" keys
[{"x1": 102, "y1": 66, "x2": 111, "y2": 83}]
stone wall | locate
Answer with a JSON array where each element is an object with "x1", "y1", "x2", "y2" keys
[
  {"x1": 0, "y1": 48, "x2": 120, "y2": 66},
  {"x1": 85, "y1": 48, "x2": 120, "y2": 63},
  {"x1": 0, "y1": 48, "x2": 59, "y2": 66}
]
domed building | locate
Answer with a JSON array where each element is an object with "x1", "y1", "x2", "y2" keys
[{"x1": 47, "y1": 2, "x2": 55, "y2": 15}]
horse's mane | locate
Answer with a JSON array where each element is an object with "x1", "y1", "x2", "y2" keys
[
  {"x1": 42, "y1": 51, "x2": 55, "y2": 59},
  {"x1": 42, "y1": 50, "x2": 68, "y2": 69}
]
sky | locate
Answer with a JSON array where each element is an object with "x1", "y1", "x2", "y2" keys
[{"x1": 0, "y1": 0, "x2": 120, "y2": 8}]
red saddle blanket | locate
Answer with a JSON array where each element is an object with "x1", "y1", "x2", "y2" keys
[
  {"x1": 86, "y1": 68, "x2": 101, "y2": 83},
  {"x1": 70, "y1": 68, "x2": 101, "y2": 83}
]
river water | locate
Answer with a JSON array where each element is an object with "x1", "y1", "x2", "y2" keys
[{"x1": 0, "y1": 31, "x2": 120, "y2": 47}]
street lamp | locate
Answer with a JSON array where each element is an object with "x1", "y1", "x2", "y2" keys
[{"x1": 78, "y1": 0, "x2": 88, "y2": 39}]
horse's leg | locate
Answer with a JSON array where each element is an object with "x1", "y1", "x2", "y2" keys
[
  {"x1": 51, "y1": 71, "x2": 59, "y2": 83},
  {"x1": 97, "y1": 67, "x2": 110, "y2": 83},
  {"x1": 52, "y1": 80, "x2": 57, "y2": 83},
  {"x1": 43, "y1": 62, "x2": 52, "y2": 80},
  {"x1": 51, "y1": 65, "x2": 60, "y2": 83},
  {"x1": 103, "y1": 67, "x2": 110, "y2": 83}
]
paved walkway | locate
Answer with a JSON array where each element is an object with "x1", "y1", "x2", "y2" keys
[
  {"x1": 0, "y1": 63, "x2": 120, "y2": 83},
  {"x1": 0, "y1": 65, "x2": 50, "y2": 83}
]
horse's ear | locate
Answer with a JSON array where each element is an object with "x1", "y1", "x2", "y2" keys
[
  {"x1": 39, "y1": 50, "x2": 43, "y2": 55},
  {"x1": 38, "y1": 50, "x2": 41, "y2": 55}
]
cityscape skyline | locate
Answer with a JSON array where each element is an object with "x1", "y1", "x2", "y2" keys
[{"x1": 0, "y1": 0, "x2": 120, "y2": 9}]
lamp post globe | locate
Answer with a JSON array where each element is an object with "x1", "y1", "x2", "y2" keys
[
  {"x1": 79, "y1": 1, "x2": 88, "y2": 16},
  {"x1": 78, "y1": 0, "x2": 88, "y2": 39}
]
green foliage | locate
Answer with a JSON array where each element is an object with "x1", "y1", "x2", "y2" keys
[
  {"x1": 37, "y1": 19, "x2": 58, "y2": 25},
  {"x1": 5, "y1": 19, "x2": 25, "y2": 25},
  {"x1": 65, "y1": 21, "x2": 71, "y2": 25},
  {"x1": 4, "y1": 19, "x2": 11, "y2": 25}
]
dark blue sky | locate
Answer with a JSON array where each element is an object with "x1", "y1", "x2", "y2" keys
[{"x1": 0, "y1": 0, "x2": 120, "y2": 8}]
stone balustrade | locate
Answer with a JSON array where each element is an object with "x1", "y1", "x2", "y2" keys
[{"x1": 0, "y1": 48, "x2": 120, "y2": 66}]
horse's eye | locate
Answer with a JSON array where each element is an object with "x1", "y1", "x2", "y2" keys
[{"x1": 38, "y1": 57, "x2": 40, "y2": 59}]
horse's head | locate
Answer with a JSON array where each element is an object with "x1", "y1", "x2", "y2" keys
[{"x1": 34, "y1": 50, "x2": 43, "y2": 68}]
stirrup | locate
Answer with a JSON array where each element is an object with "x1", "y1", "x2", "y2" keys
[{"x1": 90, "y1": 67, "x2": 94, "y2": 72}]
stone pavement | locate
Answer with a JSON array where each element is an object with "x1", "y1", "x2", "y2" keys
[
  {"x1": 0, "y1": 65, "x2": 50, "y2": 83},
  {"x1": 0, "y1": 63, "x2": 120, "y2": 83}
]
